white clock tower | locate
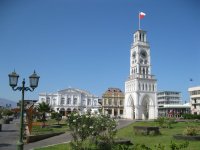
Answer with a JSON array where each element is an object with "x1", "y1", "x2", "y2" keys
[{"x1": 124, "y1": 30, "x2": 158, "y2": 120}]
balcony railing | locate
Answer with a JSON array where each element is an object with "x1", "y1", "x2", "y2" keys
[{"x1": 128, "y1": 74, "x2": 155, "y2": 80}]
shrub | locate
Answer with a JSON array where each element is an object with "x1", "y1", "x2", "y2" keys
[
  {"x1": 67, "y1": 113, "x2": 117, "y2": 150},
  {"x1": 183, "y1": 126, "x2": 199, "y2": 136},
  {"x1": 182, "y1": 114, "x2": 200, "y2": 119},
  {"x1": 155, "y1": 117, "x2": 176, "y2": 128}
]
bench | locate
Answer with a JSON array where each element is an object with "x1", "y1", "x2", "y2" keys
[{"x1": 134, "y1": 126, "x2": 160, "y2": 135}]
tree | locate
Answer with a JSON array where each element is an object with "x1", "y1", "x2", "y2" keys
[
  {"x1": 51, "y1": 112, "x2": 62, "y2": 125},
  {"x1": 37, "y1": 102, "x2": 52, "y2": 127}
]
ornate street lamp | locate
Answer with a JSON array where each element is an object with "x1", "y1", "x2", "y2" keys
[{"x1": 8, "y1": 70, "x2": 40, "y2": 150}]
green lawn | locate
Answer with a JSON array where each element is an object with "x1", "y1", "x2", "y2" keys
[
  {"x1": 35, "y1": 143, "x2": 70, "y2": 150},
  {"x1": 116, "y1": 121, "x2": 200, "y2": 150},
  {"x1": 35, "y1": 121, "x2": 200, "y2": 150},
  {"x1": 31, "y1": 119, "x2": 69, "y2": 135}
]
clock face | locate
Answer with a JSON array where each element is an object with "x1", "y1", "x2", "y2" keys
[{"x1": 140, "y1": 50, "x2": 147, "y2": 58}]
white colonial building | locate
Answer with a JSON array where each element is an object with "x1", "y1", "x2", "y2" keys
[
  {"x1": 124, "y1": 30, "x2": 158, "y2": 120},
  {"x1": 38, "y1": 88, "x2": 101, "y2": 116}
]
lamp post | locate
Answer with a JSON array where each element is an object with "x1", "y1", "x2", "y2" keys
[{"x1": 8, "y1": 70, "x2": 40, "y2": 150}]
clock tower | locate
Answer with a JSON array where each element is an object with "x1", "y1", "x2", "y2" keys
[{"x1": 124, "y1": 30, "x2": 158, "y2": 120}]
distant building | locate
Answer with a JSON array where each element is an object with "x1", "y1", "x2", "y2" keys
[
  {"x1": 188, "y1": 86, "x2": 200, "y2": 115},
  {"x1": 17, "y1": 100, "x2": 38, "y2": 108},
  {"x1": 102, "y1": 88, "x2": 124, "y2": 118},
  {"x1": 157, "y1": 91, "x2": 182, "y2": 106},
  {"x1": 157, "y1": 91, "x2": 190, "y2": 117},
  {"x1": 38, "y1": 88, "x2": 101, "y2": 116}
]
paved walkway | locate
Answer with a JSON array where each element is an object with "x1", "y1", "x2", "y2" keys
[
  {"x1": 0, "y1": 119, "x2": 20, "y2": 150},
  {"x1": 0, "y1": 119, "x2": 135, "y2": 150}
]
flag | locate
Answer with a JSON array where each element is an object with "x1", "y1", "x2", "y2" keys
[{"x1": 139, "y1": 12, "x2": 146, "y2": 19}]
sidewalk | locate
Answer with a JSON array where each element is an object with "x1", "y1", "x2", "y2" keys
[
  {"x1": 0, "y1": 119, "x2": 20, "y2": 150},
  {"x1": 24, "y1": 119, "x2": 135, "y2": 150}
]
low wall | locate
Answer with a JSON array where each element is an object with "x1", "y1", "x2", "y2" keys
[
  {"x1": 173, "y1": 134, "x2": 200, "y2": 141},
  {"x1": 26, "y1": 132, "x2": 65, "y2": 143}
]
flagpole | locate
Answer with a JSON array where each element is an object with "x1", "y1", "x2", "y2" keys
[{"x1": 139, "y1": 11, "x2": 140, "y2": 30}]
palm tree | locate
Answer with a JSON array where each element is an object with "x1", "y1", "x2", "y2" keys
[{"x1": 37, "y1": 102, "x2": 52, "y2": 127}]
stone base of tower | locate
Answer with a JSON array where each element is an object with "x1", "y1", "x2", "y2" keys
[
  {"x1": 124, "y1": 106, "x2": 157, "y2": 120},
  {"x1": 123, "y1": 106, "x2": 135, "y2": 119},
  {"x1": 124, "y1": 92, "x2": 158, "y2": 120}
]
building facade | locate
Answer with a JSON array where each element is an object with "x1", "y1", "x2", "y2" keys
[
  {"x1": 157, "y1": 91, "x2": 190, "y2": 117},
  {"x1": 102, "y1": 88, "x2": 124, "y2": 118},
  {"x1": 157, "y1": 91, "x2": 181, "y2": 106},
  {"x1": 124, "y1": 30, "x2": 158, "y2": 120},
  {"x1": 188, "y1": 86, "x2": 200, "y2": 115},
  {"x1": 38, "y1": 88, "x2": 100, "y2": 116}
]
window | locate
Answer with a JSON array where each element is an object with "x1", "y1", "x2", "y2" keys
[
  {"x1": 53, "y1": 98, "x2": 56, "y2": 106},
  {"x1": 120, "y1": 110, "x2": 123, "y2": 115},
  {"x1": 108, "y1": 99, "x2": 112, "y2": 105},
  {"x1": 67, "y1": 98, "x2": 71, "y2": 104},
  {"x1": 46, "y1": 97, "x2": 50, "y2": 104},
  {"x1": 108, "y1": 109, "x2": 112, "y2": 115},
  {"x1": 87, "y1": 99, "x2": 91, "y2": 105},
  {"x1": 104, "y1": 99, "x2": 107, "y2": 105},
  {"x1": 114, "y1": 99, "x2": 118, "y2": 106},
  {"x1": 94, "y1": 100, "x2": 97, "y2": 106},
  {"x1": 61, "y1": 98, "x2": 65, "y2": 105},
  {"x1": 120, "y1": 100, "x2": 123, "y2": 105},
  {"x1": 73, "y1": 98, "x2": 77, "y2": 105}
]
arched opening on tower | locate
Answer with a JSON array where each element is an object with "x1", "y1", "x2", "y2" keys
[
  {"x1": 141, "y1": 96, "x2": 150, "y2": 120},
  {"x1": 127, "y1": 95, "x2": 135, "y2": 119}
]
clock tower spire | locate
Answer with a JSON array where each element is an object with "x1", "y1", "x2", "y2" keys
[{"x1": 124, "y1": 29, "x2": 158, "y2": 120}]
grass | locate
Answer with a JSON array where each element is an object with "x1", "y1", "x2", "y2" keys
[
  {"x1": 35, "y1": 143, "x2": 70, "y2": 150},
  {"x1": 35, "y1": 121, "x2": 200, "y2": 150},
  {"x1": 116, "y1": 121, "x2": 200, "y2": 150},
  {"x1": 31, "y1": 119, "x2": 69, "y2": 135}
]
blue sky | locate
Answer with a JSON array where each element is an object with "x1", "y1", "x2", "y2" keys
[{"x1": 0, "y1": 0, "x2": 199, "y2": 103}]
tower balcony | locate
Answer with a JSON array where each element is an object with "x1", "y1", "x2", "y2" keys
[{"x1": 128, "y1": 74, "x2": 155, "y2": 80}]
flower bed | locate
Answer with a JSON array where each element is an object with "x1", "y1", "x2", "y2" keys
[{"x1": 26, "y1": 132, "x2": 65, "y2": 143}]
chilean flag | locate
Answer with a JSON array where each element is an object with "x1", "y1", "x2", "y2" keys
[{"x1": 139, "y1": 12, "x2": 146, "y2": 19}]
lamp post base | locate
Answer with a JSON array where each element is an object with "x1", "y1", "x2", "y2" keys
[{"x1": 17, "y1": 141, "x2": 24, "y2": 150}]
